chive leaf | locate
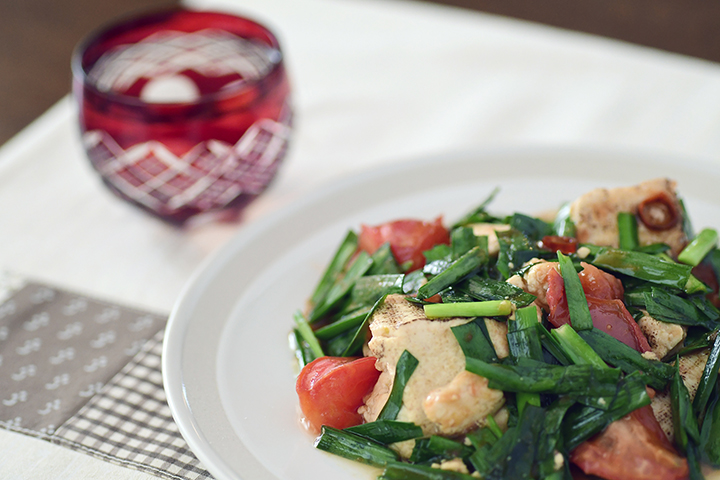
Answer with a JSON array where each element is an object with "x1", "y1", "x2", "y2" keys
[
  {"x1": 310, "y1": 251, "x2": 373, "y2": 322},
  {"x1": 551, "y1": 323, "x2": 607, "y2": 369},
  {"x1": 310, "y1": 230, "x2": 358, "y2": 306},
  {"x1": 345, "y1": 420, "x2": 423, "y2": 445},
  {"x1": 672, "y1": 361, "x2": 702, "y2": 454},
  {"x1": 617, "y1": 212, "x2": 639, "y2": 251},
  {"x1": 553, "y1": 202, "x2": 576, "y2": 237},
  {"x1": 557, "y1": 251, "x2": 593, "y2": 331},
  {"x1": 314, "y1": 426, "x2": 398, "y2": 467},
  {"x1": 381, "y1": 461, "x2": 478, "y2": 480},
  {"x1": 679, "y1": 228, "x2": 719, "y2": 266},
  {"x1": 293, "y1": 310, "x2": 324, "y2": 359},
  {"x1": 409, "y1": 435, "x2": 473, "y2": 464},
  {"x1": 452, "y1": 318, "x2": 498, "y2": 363},
  {"x1": 314, "y1": 307, "x2": 371, "y2": 340},
  {"x1": 340, "y1": 294, "x2": 388, "y2": 357},
  {"x1": 417, "y1": 246, "x2": 487, "y2": 300},
  {"x1": 592, "y1": 248, "x2": 693, "y2": 291},
  {"x1": 465, "y1": 359, "x2": 621, "y2": 396},
  {"x1": 377, "y1": 350, "x2": 419, "y2": 421},
  {"x1": 458, "y1": 276, "x2": 536, "y2": 307},
  {"x1": 563, "y1": 371, "x2": 650, "y2": 450},
  {"x1": 579, "y1": 328, "x2": 674, "y2": 390},
  {"x1": 693, "y1": 331, "x2": 720, "y2": 419},
  {"x1": 424, "y1": 300, "x2": 512, "y2": 319}
]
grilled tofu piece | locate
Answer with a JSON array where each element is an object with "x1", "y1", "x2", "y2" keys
[
  {"x1": 569, "y1": 178, "x2": 687, "y2": 256},
  {"x1": 507, "y1": 259, "x2": 557, "y2": 312},
  {"x1": 484, "y1": 318, "x2": 510, "y2": 360},
  {"x1": 469, "y1": 223, "x2": 511, "y2": 256},
  {"x1": 637, "y1": 311, "x2": 686, "y2": 360},
  {"x1": 651, "y1": 349, "x2": 709, "y2": 442},
  {"x1": 360, "y1": 294, "x2": 505, "y2": 455}
]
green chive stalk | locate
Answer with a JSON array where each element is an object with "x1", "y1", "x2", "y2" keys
[
  {"x1": 314, "y1": 426, "x2": 398, "y2": 467},
  {"x1": 551, "y1": 324, "x2": 607, "y2": 369},
  {"x1": 417, "y1": 246, "x2": 488, "y2": 300},
  {"x1": 593, "y1": 248, "x2": 693, "y2": 291},
  {"x1": 679, "y1": 228, "x2": 719, "y2": 266},
  {"x1": 310, "y1": 251, "x2": 373, "y2": 322},
  {"x1": 452, "y1": 319, "x2": 498, "y2": 363},
  {"x1": 579, "y1": 328, "x2": 673, "y2": 390},
  {"x1": 310, "y1": 230, "x2": 358, "y2": 306},
  {"x1": 617, "y1": 212, "x2": 639, "y2": 251},
  {"x1": 380, "y1": 461, "x2": 477, "y2": 480},
  {"x1": 693, "y1": 332, "x2": 720, "y2": 419},
  {"x1": 293, "y1": 310, "x2": 324, "y2": 359},
  {"x1": 377, "y1": 350, "x2": 419, "y2": 421},
  {"x1": 466, "y1": 359, "x2": 621, "y2": 396},
  {"x1": 314, "y1": 307, "x2": 370, "y2": 340},
  {"x1": 509, "y1": 305, "x2": 543, "y2": 415},
  {"x1": 409, "y1": 436, "x2": 473, "y2": 464},
  {"x1": 557, "y1": 252, "x2": 593, "y2": 330},
  {"x1": 424, "y1": 300, "x2": 512, "y2": 319},
  {"x1": 345, "y1": 420, "x2": 423, "y2": 445}
]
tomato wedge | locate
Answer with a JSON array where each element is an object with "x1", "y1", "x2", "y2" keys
[
  {"x1": 546, "y1": 264, "x2": 651, "y2": 353},
  {"x1": 693, "y1": 262, "x2": 720, "y2": 308},
  {"x1": 541, "y1": 235, "x2": 578, "y2": 254},
  {"x1": 296, "y1": 356, "x2": 380, "y2": 433},
  {"x1": 571, "y1": 406, "x2": 688, "y2": 480},
  {"x1": 358, "y1": 217, "x2": 450, "y2": 272}
]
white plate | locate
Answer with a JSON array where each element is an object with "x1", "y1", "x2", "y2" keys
[{"x1": 162, "y1": 146, "x2": 720, "y2": 480}]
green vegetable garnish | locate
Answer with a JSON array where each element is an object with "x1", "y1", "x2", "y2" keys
[
  {"x1": 557, "y1": 251, "x2": 593, "y2": 331},
  {"x1": 423, "y1": 300, "x2": 512, "y2": 318},
  {"x1": 679, "y1": 228, "x2": 718, "y2": 266},
  {"x1": 617, "y1": 212, "x2": 639, "y2": 251},
  {"x1": 377, "y1": 350, "x2": 419, "y2": 421},
  {"x1": 314, "y1": 426, "x2": 398, "y2": 467}
]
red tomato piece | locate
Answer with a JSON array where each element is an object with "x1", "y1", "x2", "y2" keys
[
  {"x1": 630, "y1": 403, "x2": 676, "y2": 452},
  {"x1": 571, "y1": 406, "x2": 688, "y2": 480},
  {"x1": 575, "y1": 263, "x2": 625, "y2": 300},
  {"x1": 296, "y1": 356, "x2": 380, "y2": 433},
  {"x1": 546, "y1": 265, "x2": 651, "y2": 353},
  {"x1": 358, "y1": 217, "x2": 450, "y2": 272},
  {"x1": 692, "y1": 262, "x2": 720, "y2": 308},
  {"x1": 541, "y1": 235, "x2": 578, "y2": 254}
]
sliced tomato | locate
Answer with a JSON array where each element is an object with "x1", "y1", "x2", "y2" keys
[
  {"x1": 358, "y1": 217, "x2": 450, "y2": 272},
  {"x1": 575, "y1": 262, "x2": 625, "y2": 300},
  {"x1": 630, "y1": 403, "x2": 676, "y2": 452},
  {"x1": 571, "y1": 406, "x2": 688, "y2": 480},
  {"x1": 541, "y1": 235, "x2": 578, "y2": 254},
  {"x1": 296, "y1": 356, "x2": 380, "y2": 433},
  {"x1": 693, "y1": 262, "x2": 720, "y2": 308},
  {"x1": 546, "y1": 264, "x2": 651, "y2": 353}
]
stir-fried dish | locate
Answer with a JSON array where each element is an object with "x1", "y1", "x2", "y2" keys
[{"x1": 290, "y1": 178, "x2": 720, "y2": 480}]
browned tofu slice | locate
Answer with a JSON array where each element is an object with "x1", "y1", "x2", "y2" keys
[
  {"x1": 360, "y1": 294, "x2": 505, "y2": 456},
  {"x1": 569, "y1": 178, "x2": 687, "y2": 256}
]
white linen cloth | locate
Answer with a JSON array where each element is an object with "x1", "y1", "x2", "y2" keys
[{"x1": 0, "y1": 0, "x2": 718, "y2": 477}]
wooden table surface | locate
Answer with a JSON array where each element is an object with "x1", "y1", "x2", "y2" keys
[{"x1": 1, "y1": 0, "x2": 718, "y2": 147}]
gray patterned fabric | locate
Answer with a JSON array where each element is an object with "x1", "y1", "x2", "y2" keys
[
  {"x1": 0, "y1": 280, "x2": 213, "y2": 480},
  {"x1": 53, "y1": 330, "x2": 213, "y2": 480}
]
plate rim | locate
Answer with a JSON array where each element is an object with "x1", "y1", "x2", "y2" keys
[{"x1": 162, "y1": 145, "x2": 720, "y2": 480}]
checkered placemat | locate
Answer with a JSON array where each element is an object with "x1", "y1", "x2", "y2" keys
[{"x1": 0, "y1": 277, "x2": 213, "y2": 480}]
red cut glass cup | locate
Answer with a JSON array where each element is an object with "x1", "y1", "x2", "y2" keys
[{"x1": 72, "y1": 8, "x2": 292, "y2": 224}]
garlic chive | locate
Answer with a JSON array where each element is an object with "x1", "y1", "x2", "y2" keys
[
  {"x1": 679, "y1": 228, "x2": 718, "y2": 266},
  {"x1": 424, "y1": 300, "x2": 512, "y2": 319},
  {"x1": 557, "y1": 252, "x2": 593, "y2": 331}
]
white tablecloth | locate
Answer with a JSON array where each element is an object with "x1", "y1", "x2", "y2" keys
[{"x1": 1, "y1": 0, "x2": 719, "y2": 477}]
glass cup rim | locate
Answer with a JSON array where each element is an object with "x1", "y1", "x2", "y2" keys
[{"x1": 71, "y1": 6, "x2": 285, "y2": 109}]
